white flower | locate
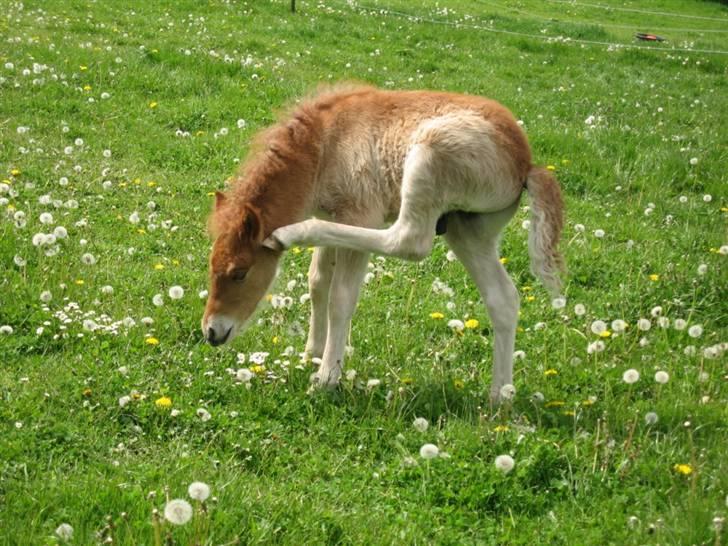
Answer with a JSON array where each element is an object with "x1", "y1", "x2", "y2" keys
[
  {"x1": 697, "y1": 264, "x2": 707, "y2": 275},
  {"x1": 551, "y1": 296, "x2": 566, "y2": 310},
  {"x1": 413, "y1": 417, "x2": 429, "y2": 433},
  {"x1": 53, "y1": 226, "x2": 67, "y2": 239},
  {"x1": 101, "y1": 285, "x2": 114, "y2": 295},
  {"x1": 55, "y1": 523, "x2": 74, "y2": 541},
  {"x1": 574, "y1": 223, "x2": 585, "y2": 233},
  {"x1": 169, "y1": 285, "x2": 184, "y2": 299},
  {"x1": 594, "y1": 229, "x2": 605, "y2": 238},
  {"x1": 129, "y1": 211, "x2": 140, "y2": 224},
  {"x1": 447, "y1": 319, "x2": 464, "y2": 332},
  {"x1": 644, "y1": 412, "x2": 658, "y2": 425},
  {"x1": 673, "y1": 318, "x2": 687, "y2": 330},
  {"x1": 587, "y1": 340, "x2": 605, "y2": 354},
  {"x1": 499, "y1": 384, "x2": 516, "y2": 400},
  {"x1": 198, "y1": 290, "x2": 208, "y2": 299},
  {"x1": 419, "y1": 443, "x2": 439, "y2": 459},
  {"x1": 188, "y1": 481, "x2": 210, "y2": 501},
  {"x1": 654, "y1": 371, "x2": 669, "y2": 384},
  {"x1": 689, "y1": 157, "x2": 698, "y2": 165},
  {"x1": 0, "y1": 325, "x2": 13, "y2": 335},
  {"x1": 719, "y1": 245, "x2": 728, "y2": 255},
  {"x1": 574, "y1": 304, "x2": 586, "y2": 316},
  {"x1": 118, "y1": 395, "x2": 131, "y2": 407},
  {"x1": 445, "y1": 250, "x2": 457, "y2": 262},
  {"x1": 590, "y1": 320, "x2": 607, "y2": 335},
  {"x1": 249, "y1": 352, "x2": 269, "y2": 364},
  {"x1": 513, "y1": 350, "x2": 526, "y2": 360},
  {"x1": 495, "y1": 454, "x2": 515, "y2": 473},
  {"x1": 679, "y1": 195, "x2": 688, "y2": 204},
  {"x1": 152, "y1": 294, "x2": 164, "y2": 307},
  {"x1": 650, "y1": 306, "x2": 662, "y2": 317},
  {"x1": 40, "y1": 290, "x2": 52, "y2": 303},
  {"x1": 103, "y1": 149, "x2": 112, "y2": 158},
  {"x1": 39, "y1": 212, "x2": 54, "y2": 224},
  {"x1": 164, "y1": 499, "x2": 193, "y2": 525},
  {"x1": 141, "y1": 316, "x2": 154, "y2": 326},
  {"x1": 688, "y1": 325, "x2": 703, "y2": 338},
  {"x1": 703, "y1": 194, "x2": 712, "y2": 203},
  {"x1": 236, "y1": 368, "x2": 254, "y2": 383},
  {"x1": 81, "y1": 253, "x2": 96, "y2": 265},
  {"x1": 683, "y1": 345, "x2": 696, "y2": 356},
  {"x1": 345, "y1": 369, "x2": 357, "y2": 381},
  {"x1": 237, "y1": 119, "x2": 247, "y2": 129},
  {"x1": 32, "y1": 233, "x2": 46, "y2": 246},
  {"x1": 196, "y1": 408, "x2": 212, "y2": 421},
  {"x1": 622, "y1": 369, "x2": 640, "y2": 384},
  {"x1": 611, "y1": 319, "x2": 627, "y2": 333},
  {"x1": 637, "y1": 318, "x2": 651, "y2": 331},
  {"x1": 521, "y1": 219, "x2": 530, "y2": 230},
  {"x1": 366, "y1": 378, "x2": 381, "y2": 389}
]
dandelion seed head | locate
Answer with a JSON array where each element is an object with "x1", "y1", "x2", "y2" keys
[
  {"x1": 644, "y1": 411, "x2": 659, "y2": 425},
  {"x1": 163, "y1": 499, "x2": 193, "y2": 525},
  {"x1": 168, "y1": 285, "x2": 184, "y2": 299},
  {"x1": 622, "y1": 369, "x2": 640, "y2": 384},
  {"x1": 688, "y1": 324, "x2": 703, "y2": 338},
  {"x1": 419, "y1": 443, "x2": 439, "y2": 459},
  {"x1": 499, "y1": 383, "x2": 516, "y2": 400},
  {"x1": 495, "y1": 454, "x2": 515, "y2": 473},
  {"x1": 55, "y1": 523, "x2": 74, "y2": 541},
  {"x1": 188, "y1": 481, "x2": 211, "y2": 501},
  {"x1": 654, "y1": 371, "x2": 669, "y2": 384},
  {"x1": 413, "y1": 417, "x2": 429, "y2": 433}
]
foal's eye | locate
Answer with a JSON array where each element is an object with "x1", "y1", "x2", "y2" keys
[{"x1": 230, "y1": 269, "x2": 247, "y2": 282}]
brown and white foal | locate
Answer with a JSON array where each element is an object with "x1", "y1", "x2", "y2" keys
[{"x1": 202, "y1": 85, "x2": 564, "y2": 401}]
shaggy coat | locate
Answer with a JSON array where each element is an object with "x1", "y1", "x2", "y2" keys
[{"x1": 203, "y1": 84, "x2": 564, "y2": 400}]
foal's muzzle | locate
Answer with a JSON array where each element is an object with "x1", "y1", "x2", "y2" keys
[{"x1": 205, "y1": 325, "x2": 232, "y2": 346}]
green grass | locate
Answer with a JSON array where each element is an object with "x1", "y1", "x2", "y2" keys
[{"x1": 1, "y1": 0, "x2": 727, "y2": 544}]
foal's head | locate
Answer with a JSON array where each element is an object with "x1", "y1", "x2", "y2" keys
[{"x1": 202, "y1": 192, "x2": 280, "y2": 346}]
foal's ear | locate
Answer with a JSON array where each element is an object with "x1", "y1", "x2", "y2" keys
[
  {"x1": 215, "y1": 191, "x2": 227, "y2": 210},
  {"x1": 241, "y1": 203, "x2": 264, "y2": 243}
]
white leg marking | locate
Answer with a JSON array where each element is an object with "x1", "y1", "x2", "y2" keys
[
  {"x1": 312, "y1": 248, "x2": 370, "y2": 388},
  {"x1": 305, "y1": 247, "x2": 335, "y2": 359},
  {"x1": 443, "y1": 206, "x2": 520, "y2": 403}
]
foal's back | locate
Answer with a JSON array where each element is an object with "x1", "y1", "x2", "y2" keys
[{"x1": 307, "y1": 86, "x2": 532, "y2": 223}]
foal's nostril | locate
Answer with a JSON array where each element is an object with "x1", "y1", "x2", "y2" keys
[{"x1": 206, "y1": 326, "x2": 231, "y2": 347}]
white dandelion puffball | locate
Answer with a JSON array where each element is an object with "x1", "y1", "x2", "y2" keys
[
  {"x1": 129, "y1": 211, "x2": 140, "y2": 224},
  {"x1": 674, "y1": 318, "x2": 687, "y2": 331},
  {"x1": 198, "y1": 289, "x2": 209, "y2": 299},
  {"x1": 551, "y1": 296, "x2": 566, "y2": 310},
  {"x1": 188, "y1": 481, "x2": 211, "y2": 501},
  {"x1": 196, "y1": 408, "x2": 212, "y2": 421},
  {"x1": 419, "y1": 443, "x2": 439, "y2": 459},
  {"x1": 40, "y1": 290, "x2": 52, "y2": 303},
  {"x1": 689, "y1": 157, "x2": 698, "y2": 166},
  {"x1": 81, "y1": 253, "x2": 96, "y2": 265},
  {"x1": 39, "y1": 212, "x2": 54, "y2": 224},
  {"x1": 0, "y1": 325, "x2": 13, "y2": 335},
  {"x1": 447, "y1": 319, "x2": 464, "y2": 332},
  {"x1": 644, "y1": 412, "x2": 659, "y2": 425},
  {"x1": 152, "y1": 294, "x2": 164, "y2": 307},
  {"x1": 654, "y1": 371, "x2": 669, "y2": 384},
  {"x1": 622, "y1": 369, "x2": 640, "y2": 384},
  {"x1": 495, "y1": 454, "x2": 515, "y2": 474},
  {"x1": 169, "y1": 285, "x2": 184, "y2": 299},
  {"x1": 697, "y1": 264, "x2": 708, "y2": 275},
  {"x1": 366, "y1": 378, "x2": 381, "y2": 389},
  {"x1": 590, "y1": 320, "x2": 607, "y2": 335},
  {"x1": 55, "y1": 523, "x2": 74, "y2": 541},
  {"x1": 574, "y1": 303, "x2": 586, "y2": 316},
  {"x1": 53, "y1": 226, "x2": 67, "y2": 239},
  {"x1": 594, "y1": 229, "x2": 605, "y2": 238},
  {"x1": 688, "y1": 324, "x2": 703, "y2": 338},
  {"x1": 611, "y1": 319, "x2": 627, "y2": 333},
  {"x1": 500, "y1": 384, "x2": 516, "y2": 400},
  {"x1": 236, "y1": 368, "x2": 254, "y2": 383},
  {"x1": 164, "y1": 499, "x2": 193, "y2": 525},
  {"x1": 637, "y1": 318, "x2": 651, "y2": 332},
  {"x1": 118, "y1": 395, "x2": 131, "y2": 408},
  {"x1": 413, "y1": 417, "x2": 429, "y2": 433},
  {"x1": 101, "y1": 285, "x2": 114, "y2": 295}
]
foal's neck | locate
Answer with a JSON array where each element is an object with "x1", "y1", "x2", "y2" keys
[{"x1": 234, "y1": 115, "x2": 322, "y2": 235}]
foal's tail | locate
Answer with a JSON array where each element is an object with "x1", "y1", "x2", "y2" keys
[{"x1": 525, "y1": 167, "x2": 566, "y2": 294}]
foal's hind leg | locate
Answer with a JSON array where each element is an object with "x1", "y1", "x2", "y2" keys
[
  {"x1": 443, "y1": 204, "x2": 520, "y2": 403},
  {"x1": 305, "y1": 247, "x2": 335, "y2": 359},
  {"x1": 265, "y1": 145, "x2": 441, "y2": 261}
]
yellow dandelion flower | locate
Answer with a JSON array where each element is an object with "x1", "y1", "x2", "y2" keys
[
  {"x1": 544, "y1": 368, "x2": 558, "y2": 376},
  {"x1": 494, "y1": 425, "x2": 509, "y2": 432},
  {"x1": 307, "y1": 247, "x2": 315, "y2": 253},
  {"x1": 561, "y1": 159, "x2": 571, "y2": 166},
  {"x1": 599, "y1": 330, "x2": 612, "y2": 338},
  {"x1": 265, "y1": 294, "x2": 273, "y2": 302},
  {"x1": 206, "y1": 191, "x2": 216, "y2": 196},
  {"x1": 133, "y1": 178, "x2": 141, "y2": 185},
  {"x1": 429, "y1": 312, "x2": 444, "y2": 319},
  {"x1": 250, "y1": 365, "x2": 266, "y2": 375},
  {"x1": 545, "y1": 400, "x2": 565, "y2": 408},
  {"x1": 464, "y1": 319, "x2": 479, "y2": 329},
  {"x1": 195, "y1": 130, "x2": 205, "y2": 137},
  {"x1": 499, "y1": 257, "x2": 509, "y2": 264},
  {"x1": 172, "y1": 259, "x2": 180, "y2": 266},
  {"x1": 155, "y1": 396, "x2": 172, "y2": 409},
  {"x1": 272, "y1": 335, "x2": 279, "y2": 345},
  {"x1": 453, "y1": 379, "x2": 464, "y2": 389},
  {"x1": 10, "y1": 169, "x2": 21, "y2": 177},
  {"x1": 154, "y1": 264, "x2": 164, "y2": 270},
  {"x1": 75, "y1": 279, "x2": 85, "y2": 285},
  {"x1": 147, "y1": 181, "x2": 156, "y2": 187},
  {"x1": 522, "y1": 286, "x2": 533, "y2": 292},
  {"x1": 82, "y1": 388, "x2": 92, "y2": 397},
  {"x1": 149, "y1": 101, "x2": 158, "y2": 109},
  {"x1": 79, "y1": 65, "x2": 88, "y2": 71},
  {"x1": 83, "y1": 84, "x2": 92, "y2": 91},
  {"x1": 649, "y1": 274, "x2": 660, "y2": 282},
  {"x1": 562, "y1": 410, "x2": 575, "y2": 417},
  {"x1": 400, "y1": 376, "x2": 413, "y2": 385},
  {"x1": 137, "y1": 229, "x2": 146, "y2": 234},
  {"x1": 673, "y1": 463, "x2": 693, "y2": 476},
  {"x1": 581, "y1": 399, "x2": 594, "y2": 406},
  {"x1": 525, "y1": 295, "x2": 535, "y2": 302},
  {"x1": 292, "y1": 246, "x2": 302, "y2": 255},
  {"x1": 145, "y1": 337, "x2": 159, "y2": 345},
  {"x1": 546, "y1": 165, "x2": 557, "y2": 171}
]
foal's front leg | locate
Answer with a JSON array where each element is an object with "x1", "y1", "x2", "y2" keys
[
  {"x1": 305, "y1": 247, "x2": 335, "y2": 359},
  {"x1": 314, "y1": 248, "x2": 369, "y2": 388}
]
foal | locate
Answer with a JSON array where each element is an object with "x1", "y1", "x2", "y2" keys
[{"x1": 202, "y1": 84, "x2": 564, "y2": 401}]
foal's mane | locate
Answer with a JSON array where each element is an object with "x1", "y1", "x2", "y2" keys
[{"x1": 208, "y1": 83, "x2": 374, "y2": 239}]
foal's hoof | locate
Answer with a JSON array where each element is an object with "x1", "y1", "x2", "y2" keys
[{"x1": 307, "y1": 370, "x2": 340, "y2": 393}]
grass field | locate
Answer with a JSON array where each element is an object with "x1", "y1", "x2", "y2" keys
[{"x1": 1, "y1": 0, "x2": 727, "y2": 544}]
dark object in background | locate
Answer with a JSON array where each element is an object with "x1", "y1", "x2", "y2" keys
[{"x1": 635, "y1": 33, "x2": 665, "y2": 42}]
